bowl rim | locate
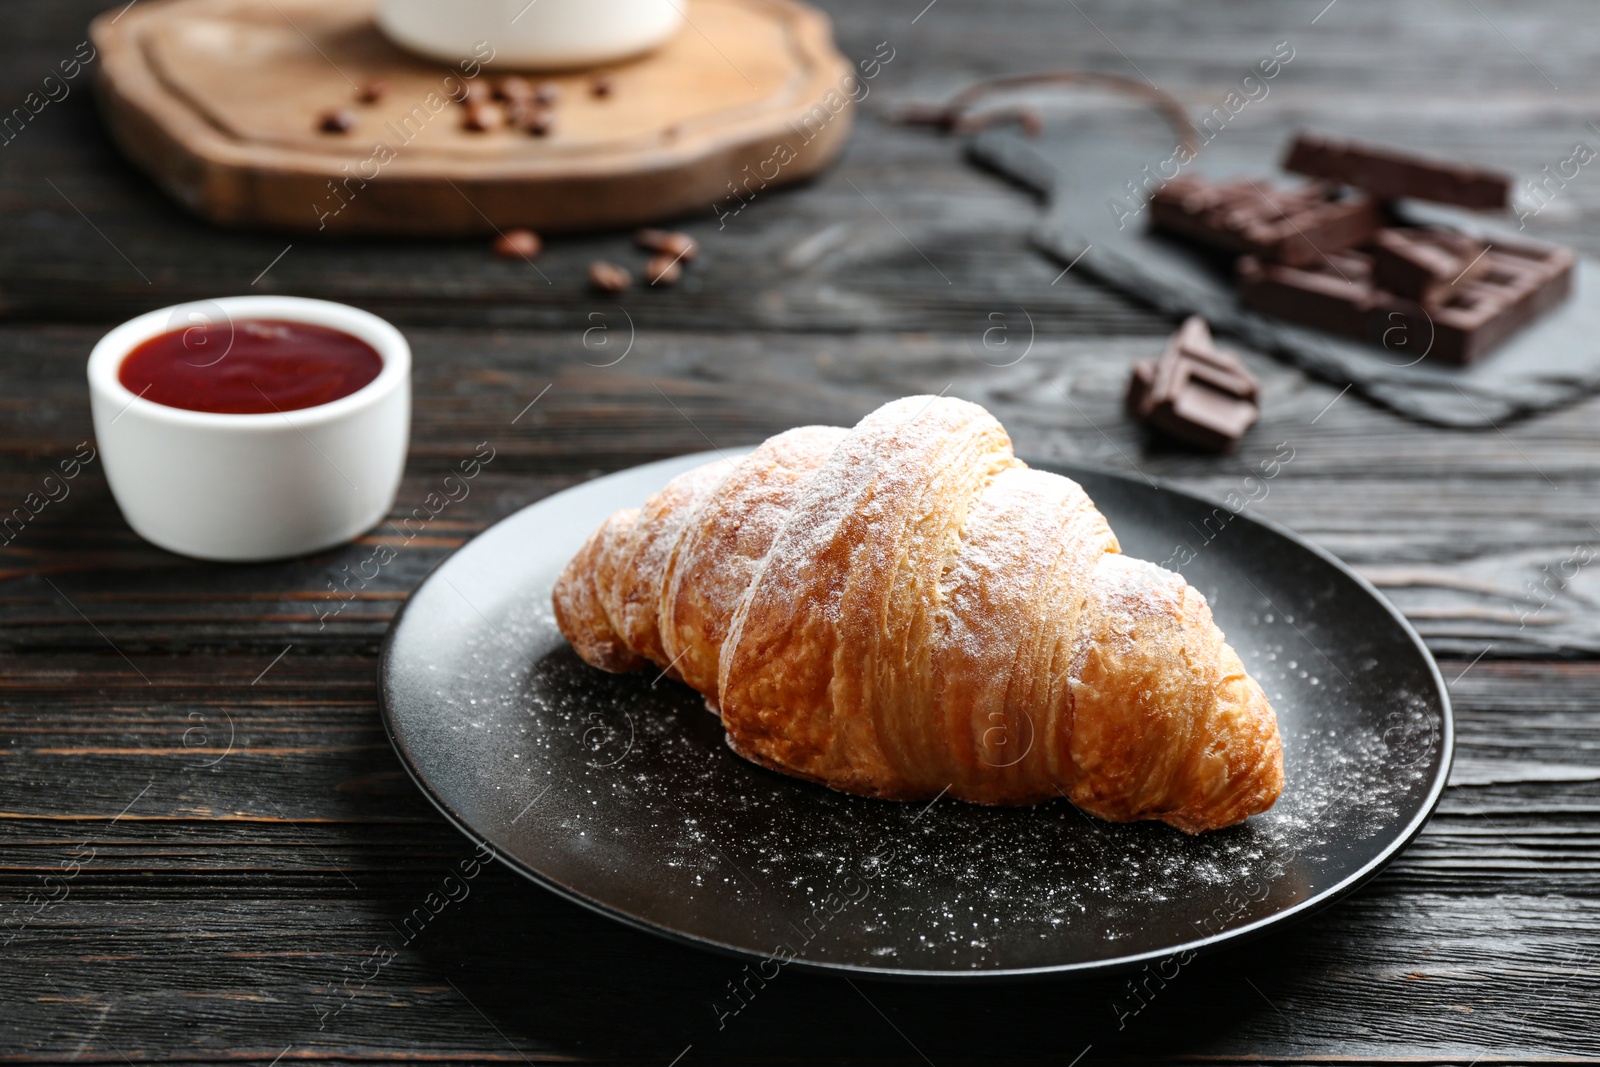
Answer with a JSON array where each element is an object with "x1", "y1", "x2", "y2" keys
[{"x1": 87, "y1": 295, "x2": 411, "y2": 431}]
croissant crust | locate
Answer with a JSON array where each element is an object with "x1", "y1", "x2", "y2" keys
[{"x1": 552, "y1": 397, "x2": 1284, "y2": 832}]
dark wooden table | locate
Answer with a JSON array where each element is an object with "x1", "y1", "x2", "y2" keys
[{"x1": 5, "y1": 1, "x2": 1599, "y2": 1063}]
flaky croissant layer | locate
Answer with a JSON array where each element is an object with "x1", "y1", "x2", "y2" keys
[{"x1": 553, "y1": 397, "x2": 1283, "y2": 832}]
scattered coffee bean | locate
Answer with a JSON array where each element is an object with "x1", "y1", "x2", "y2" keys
[
  {"x1": 645, "y1": 254, "x2": 683, "y2": 286},
  {"x1": 590, "y1": 74, "x2": 614, "y2": 98},
  {"x1": 523, "y1": 108, "x2": 556, "y2": 137},
  {"x1": 635, "y1": 229, "x2": 698, "y2": 262},
  {"x1": 588, "y1": 261, "x2": 632, "y2": 292},
  {"x1": 495, "y1": 75, "x2": 534, "y2": 104},
  {"x1": 463, "y1": 101, "x2": 507, "y2": 132},
  {"x1": 460, "y1": 80, "x2": 491, "y2": 106},
  {"x1": 535, "y1": 81, "x2": 561, "y2": 106},
  {"x1": 493, "y1": 229, "x2": 542, "y2": 260},
  {"x1": 355, "y1": 79, "x2": 388, "y2": 104},
  {"x1": 318, "y1": 109, "x2": 355, "y2": 133},
  {"x1": 505, "y1": 99, "x2": 535, "y2": 126}
]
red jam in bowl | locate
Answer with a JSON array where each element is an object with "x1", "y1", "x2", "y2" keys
[{"x1": 119, "y1": 319, "x2": 384, "y2": 414}]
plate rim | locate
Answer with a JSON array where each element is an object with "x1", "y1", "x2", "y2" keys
[{"x1": 377, "y1": 450, "x2": 1455, "y2": 982}]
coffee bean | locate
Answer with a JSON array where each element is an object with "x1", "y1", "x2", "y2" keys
[
  {"x1": 495, "y1": 75, "x2": 534, "y2": 104},
  {"x1": 356, "y1": 79, "x2": 388, "y2": 104},
  {"x1": 318, "y1": 109, "x2": 355, "y2": 133},
  {"x1": 505, "y1": 99, "x2": 535, "y2": 126},
  {"x1": 523, "y1": 108, "x2": 556, "y2": 137},
  {"x1": 493, "y1": 229, "x2": 542, "y2": 260},
  {"x1": 590, "y1": 75, "x2": 613, "y2": 98},
  {"x1": 645, "y1": 254, "x2": 683, "y2": 286},
  {"x1": 535, "y1": 81, "x2": 561, "y2": 106},
  {"x1": 635, "y1": 229, "x2": 698, "y2": 262},
  {"x1": 588, "y1": 261, "x2": 632, "y2": 292},
  {"x1": 463, "y1": 101, "x2": 507, "y2": 132}
]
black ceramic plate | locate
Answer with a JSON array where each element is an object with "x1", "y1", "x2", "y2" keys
[{"x1": 378, "y1": 452, "x2": 1452, "y2": 980}]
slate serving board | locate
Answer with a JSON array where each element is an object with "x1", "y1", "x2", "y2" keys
[{"x1": 968, "y1": 112, "x2": 1600, "y2": 427}]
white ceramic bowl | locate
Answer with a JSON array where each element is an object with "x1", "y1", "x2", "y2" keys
[
  {"x1": 377, "y1": 0, "x2": 684, "y2": 69},
  {"x1": 87, "y1": 296, "x2": 411, "y2": 563}
]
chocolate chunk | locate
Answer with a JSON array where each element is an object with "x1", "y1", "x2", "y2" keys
[
  {"x1": 1127, "y1": 316, "x2": 1259, "y2": 452},
  {"x1": 1239, "y1": 251, "x2": 1442, "y2": 361},
  {"x1": 1239, "y1": 235, "x2": 1573, "y2": 364},
  {"x1": 1283, "y1": 132, "x2": 1511, "y2": 210},
  {"x1": 1381, "y1": 241, "x2": 1574, "y2": 364},
  {"x1": 1150, "y1": 176, "x2": 1381, "y2": 266},
  {"x1": 591, "y1": 75, "x2": 614, "y2": 98},
  {"x1": 1237, "y1": 253, "x2": 1375, "y2": 340},
  {"x1": 1166, "y1": 317, "x2": 1259, "y2": 401},
  {"x1": 1370, "y1": 228, "x2": 1489, "y2": 303}
]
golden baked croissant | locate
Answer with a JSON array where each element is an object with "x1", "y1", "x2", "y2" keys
[{"x1": 553, "y1": 397, "x2": 1283, "y2": 832}]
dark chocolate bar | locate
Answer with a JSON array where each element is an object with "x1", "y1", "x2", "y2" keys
[
  {"x1": 1283, "y1": 132, "x2": 1512, "y2": 210},
  {"x1": 1369, "y1": 228, "x2": 1489, "y2": 303},
  {"x1": 1127, "y1": 316, "x2": 1259, "y2": 451},
  {"x1": 1382, "y1": 241, "x2": 1574, "y2": 364},
  {"x1": 1149, "y1": 176, "x2": 1381, "y2": 267},
  {"x1": 1238, "y1": 235, "x2": 1573, "y2": 365},
  {"x1": 1236, "y1": 252, "x2": 1375, "y2": 339}
]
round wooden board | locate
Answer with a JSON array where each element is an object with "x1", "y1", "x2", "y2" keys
[{"x1": 90, "y1": 0, "x2": 855, "y2": 235}]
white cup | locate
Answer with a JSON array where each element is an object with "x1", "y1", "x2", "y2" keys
[
  {"x1": 376, "y1": 0, "x2": 685, "y2": 69},
  {"x1": 87, "y1": 296, "x2": 411, "y2": 563}
]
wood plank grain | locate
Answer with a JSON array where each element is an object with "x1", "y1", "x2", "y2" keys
[
  {"x1": 2, "y1": 326, "x2": 1597, "y2": 657},
  {"x1": 4, "y1": 0, "x2": 1600, "y2": 1061},
  {"x1": 6, "y1": 1, "x2": 1600, "y2": 331},
  {"x1": 3, "y1": 866, "x2": 1598, "y2": 1063}
]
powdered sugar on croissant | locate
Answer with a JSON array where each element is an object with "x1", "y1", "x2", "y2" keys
[{"x1": 552, "y1": 397, "x2": 1283, "y2": 832}]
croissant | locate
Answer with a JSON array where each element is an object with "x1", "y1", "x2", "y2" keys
[{"x1": 553, "y1": 397, "x2": 1283, "y2": 832}]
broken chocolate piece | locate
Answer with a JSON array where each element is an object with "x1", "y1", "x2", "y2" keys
[
  {"x1": 1127, "y1": 316, "x2": 1260, "y2": 452},
  {"x1": 1150, "y1": 176, "x2": 1381, "y2": 266},
  {"x1": 1239, "y1": 251, "x2": 1445, "y2": 362},
  {"x1": 1378, "y1": 241, "x2": 1574, "y2": 364},
  {"x1": 1283, "y1": 132, "x2": 1511, "y2": 210},
  {"x1": 1237, "y1": 253, "x2": 1375, "y2": 340},
  {"x1": 1239, "y1": 237, "x2": 1573, "y2": 365},
  {"x1": 1370, "y1": 228, "x2": 1489, "y2": 303}
]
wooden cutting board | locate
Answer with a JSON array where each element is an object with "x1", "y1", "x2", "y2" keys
[{"x1": 90, "y1": 0, "x2": 855, "y2": 235}]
